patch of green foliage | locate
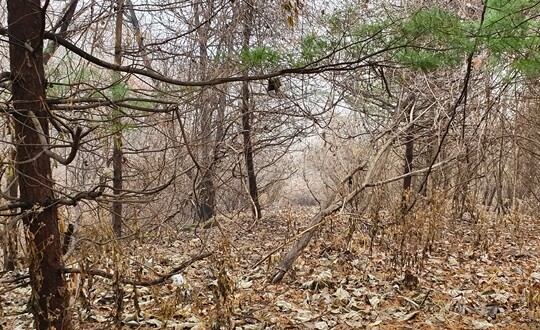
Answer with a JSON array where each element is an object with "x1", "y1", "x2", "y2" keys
[
  {"x1": 395, "y1": 49, "x2": 460, "y2": 72},
  {"x1": 111, "y1": 81, "x2": 128, "y2": 100},
  {"x1": 481, "y1": 0, "x2": 540, "y2": 76},
  {"x1": 240, "y1": 46, "x2": 281, "y2": 69},
  {"x1": 327, "y1": 4, "x2": 363, "y2": 36},
  {"x1": 46, "y1": 55, "x2": 101, "y2": 98},
  {"x1": 317, "y1": 5, "x2": 476, "y2": 71},
  {"x1": 482, "y1": 0, "x2": 535, "y2": 53},
  {"x1": 299, "y1": 34, "x2": 332, "y2": 65},
  {"x1": 325, "y1": 5, "x2": 395, "y2": 59},
  {"x1": 394, "y1": 7, "x2": 475, "y2": 71}
]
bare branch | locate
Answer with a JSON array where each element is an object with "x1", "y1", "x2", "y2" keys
[
  {"x1": 39, "y1": 31, "x2": 400, "y2": 87},
  {"x1": 27, "y1": 110, "x2": 82, "y2": 165}
]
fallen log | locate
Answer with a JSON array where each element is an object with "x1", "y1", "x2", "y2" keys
[{"x1": 271, "y1": 100, "x2": 450, "y2": 283}]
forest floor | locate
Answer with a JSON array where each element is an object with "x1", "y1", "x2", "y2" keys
[{"x1": 2, "y1": 206, "x2": 540, "y2": 329}]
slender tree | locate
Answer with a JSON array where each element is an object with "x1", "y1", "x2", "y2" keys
[
  {"x1": 111, "y1": 0, "x2": 125, "y2": 236},
  {"x1": 193, "y1": 0, "x2": 217, "y2": 221},
  {"x1": 240, "y1": 1, "x2": 262, "y2": 220}
]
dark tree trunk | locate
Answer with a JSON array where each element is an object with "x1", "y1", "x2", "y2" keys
[
  {"x1": 112, "y1": 134, "x2": 123, "y2": 236},
  {"x1": 241, "y1": 1, "x2": 262, "y2": 220},
  {"x1": 7, "y1": 1, "x2": 72, "y2": 328},
  {"x1": 197, "y1": 174, "x2": 215, "y2": 221},
  {"x1": 193, "y1": 1, "x2": 217, "y2": 222},
  {"x1": 401, "y1": 129, "x2": 414, "y2": 212},
  {"x1": 241, "y1": 81, "x2": 262, "y2": 219},
  {"x1": 112, "y1": 0, "x2": 124, "y2": 236},
  {"x1": 401, "y1": 95, "x2": 415, "y2": 213}
]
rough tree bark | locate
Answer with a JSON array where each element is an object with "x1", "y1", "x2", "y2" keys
[
  {"x1": 112, "y1": 0, "x2": 125, "y2": 236},
  {"x1": 193, "y1": 1, "x2": 217, "y2": 222},
  {"x1": 7, "y1": 1, "x2": 72, "y2": 328},
  {"x1": 2, "y1": 0, "x2": 78, "y2": 274}
]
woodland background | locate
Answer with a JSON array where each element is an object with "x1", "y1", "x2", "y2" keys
[{"x1": 1, "y1": 0, "x2": 540, "y2": 329}]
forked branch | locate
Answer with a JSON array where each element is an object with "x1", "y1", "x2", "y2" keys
[{"x1": 28, "y1": 110, "x2": 83, "y2": 165}]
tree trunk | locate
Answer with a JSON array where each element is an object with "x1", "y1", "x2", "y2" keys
[
  {"x1": 400, "y1": 94, "x2": 415, "y2": 213},
  {"x1": 271, "y1": 97, "x2": 420, "y2": 283},
  {"x1": 401, "y1": 130, "x2": 414, "y2": 212},
  {"x1": 112, "y1": 0, "x2": 125, "y2": 236},
  {"x1": 7, "y1": 1, "x2": 71, "y2": 328},
  {"x1": 241, "y1": 1, "x2": 262, "y2": 220},
  {"x1": 241, "y1": 80, "x2": 262, "y2": 219},
  {"x1": 194, "y1": 1, "x2": 217, "y2": 221},
  {"x1": 4, "y1": 149, "x2": 19, "y2": 270}
]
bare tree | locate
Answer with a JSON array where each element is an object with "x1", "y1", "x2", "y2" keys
[
  {"x1": 240, "y1": 0, "x2": 262, "y2": 220},
  {"x1": 111, "y1": 0, "x2": 125, "y2": 236}
]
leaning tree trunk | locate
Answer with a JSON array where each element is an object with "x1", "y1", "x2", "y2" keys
[
  {"x1": 7, "y1": 1, "x2": 72, "y2": 329},
  {"x1": 43, "y1": 0, "x2": 79, "y2": 63},
  {"x1": 271, "y1": 96, "x2": 429, "y2": 283},
  {"x1": 272, "y1": 137, "x2": 395, "y2": 283}
]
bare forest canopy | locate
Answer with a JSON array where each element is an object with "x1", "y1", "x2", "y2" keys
[{"x1": 1, "y1": 0, "x2": 540, "y2": 329}]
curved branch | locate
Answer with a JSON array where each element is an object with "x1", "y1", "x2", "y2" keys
[
  {"x1": 54, "y1": 189, "x2": 102, "y2": 206},
  {"x1": 0, "y1": 201, "x2": 31, "y2": 212},
  {"x1": 27, "y1": 111, "x2": 82, "y2": 165},
  {"x1": 41, "y1": 31, "x2": 399, "y2": 87}
]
